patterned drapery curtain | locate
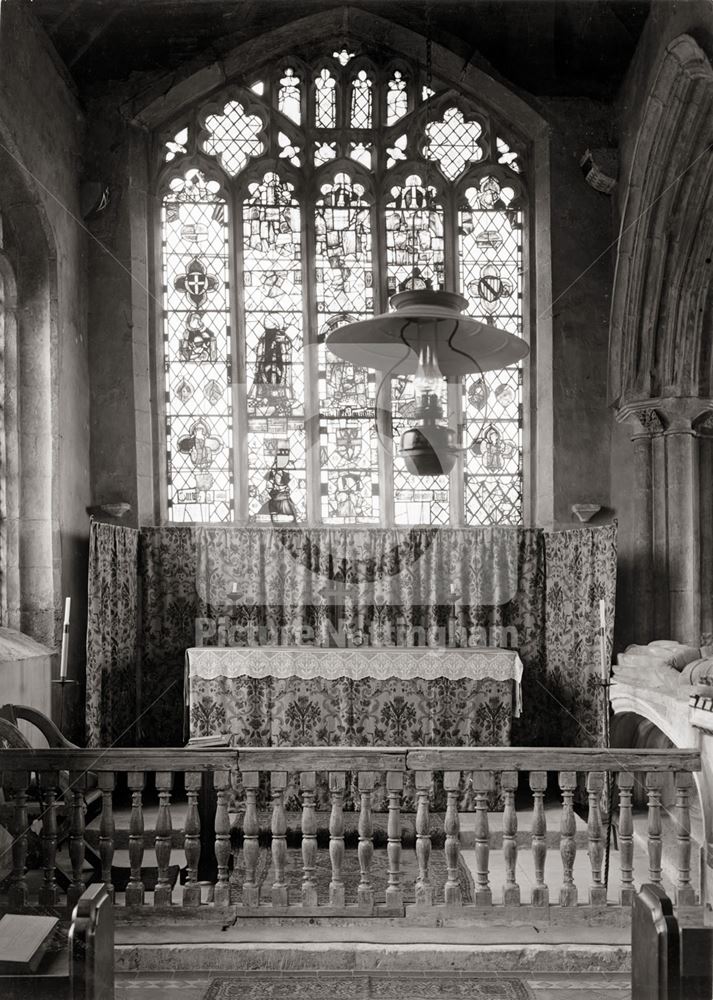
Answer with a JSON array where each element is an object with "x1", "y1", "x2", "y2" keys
[
  {"x1": 85, "y1": 521, "x2": 140, "y2": 747},
  {"x1": 540, "y1": 522, "x2": 618, "y2": 747},
  {"x1": 85, "y1": 523, "x2": 616, "y2": 748}
]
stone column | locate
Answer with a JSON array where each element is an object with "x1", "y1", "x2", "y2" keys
[
  {"x1": 697, "y1": 417, "x2": 713, "y2": 648},
  {"x1": 657, "y1": 398, "x2": 713, "y2": 645},
  {"x1": 616, "y1": 406, "x2": 663, "y2": 642}
]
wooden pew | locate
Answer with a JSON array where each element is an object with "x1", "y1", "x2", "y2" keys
[
  {"x1": 632, "y1": 883, "x2": 712, "y2": 1000},
  {"x1": 0, "y1": 883, "x2": 113, "y2": 1000}
]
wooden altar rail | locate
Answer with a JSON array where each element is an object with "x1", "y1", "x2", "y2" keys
[{"x1": 0, "y1": 746, "x2": 701, "y2": 915}]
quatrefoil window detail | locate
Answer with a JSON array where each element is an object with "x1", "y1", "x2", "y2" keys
[
  {"x1": 201, "y1": 101, "x2": 265, "y2": 176},
  {"x1": 424, "y1": 107, "x2": 484, "y2": 181}
]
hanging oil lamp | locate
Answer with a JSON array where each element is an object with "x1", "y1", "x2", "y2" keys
[{"x1": 326, "y1": 287, "x2": 527, "y2": 476}]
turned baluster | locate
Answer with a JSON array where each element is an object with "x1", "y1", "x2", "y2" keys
[
  {"x1": 529, "y1": 771, "x2": 548, "y2": 906},
  {"x1": 385, "y1": 771, "x2": 403, "y2": 909},
  {"x1": 617, "y1": 771, "x2": 635, "y2": 906},
  {"x1": 645, "y1": 772, "x2": 664, "y2": 886},
  {"x1": 472, "y1": 771, "x2": 492, "y2": 906},
  {"x1": 329, "y1": 771, "x2": 346, "y2": 907},
  {"x1": 7, "y1": 771, "x2": 29, "y2": 908},
  {"x1": 300, "y1": 771, "x2": 318, "y2": 907},
  {"x1": 674, "y1": 771, "x2": 696, "y2": 906},
  {"x1": 154, "y1": 771, "x2": 174, "y2": 906},
  {"x1": 182, "y1": 771, "x2": 202, "y2": 906},
  {"x1": 126, "y1": 771, "x2": 145, "y2": 906},
  {"x1": 587, "y1": 771, "x2": 607, "y2": 904},
  {"x1": 559, "y1": 770, "x2": 577, "y2": 906},
  {"x1": 443, "y1": 770, "x2": 462, "y2": 906},
  {"x1": 414, "y1": 770, "x2": 432, "y2": 907},
  {"x1": 98, "y1": 772, "x2": 115, "y2": 900},
  {"x1": 67, "y1": 771, "x2": 87, "y2": 909},
  {"x1": 38, "y1": 771, "x2": 59, "y2": 907},
  {"x1": 213, "y1": 770, "x2": 231, "y2": 907},
  {"x1": 270, "y1": 771, "x2": 288, "y2": 907},
  {"x1": 501, "y1": 770, "x2": 520, "y2": 906},
  {"x1": 357, "y1": 771, "x2": 375, "y2": 908},
  {"x1": 242, "y1": 771, "x2": 260, "y2": 907}
]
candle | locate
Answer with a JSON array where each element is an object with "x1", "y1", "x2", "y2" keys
[
  {"x1": 231, "y1": 581, "x2": 239, "y2": 595},
  {"x1": 60, "y1": 597, "x2": 71, "y2": 680},
  {"x1": 599, "y1": 598, "x2": 608, "y2": 682}
]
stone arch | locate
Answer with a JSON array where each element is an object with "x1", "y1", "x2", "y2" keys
[
  {"x1": 609, "y1": 35, "x2": 713, "y2": 407},
  {"x1": 0, "y1": 131, "x2": 58, "y2": 646},
  {"x1": 123, "y1": 4, "x2": 554, "y2": 526}
]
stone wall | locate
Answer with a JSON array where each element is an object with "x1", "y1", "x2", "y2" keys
[{"x1": 0, "y1": 5, "x2": 89, "y2": 727}]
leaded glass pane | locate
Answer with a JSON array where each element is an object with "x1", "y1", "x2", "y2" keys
[
  {"x1": 316, "y1": 175, "x2": 379, "y2": 523},
  {"x1": 350, "y1": 70, "x2": 373, "y2": 128},
  {"x1": 278, "y1": 68, "x2": 301, "y2": 124},
  {"x1": 385, "y1": 176, "x2": 449, "y2": 524},
  {"x1": 424, "y1": 107, "x2": 485, "y2": 181},
  {"x1": 349, "y1": 142, "x2": 372, "y2": 168},
  {"x1": 386, "y1": 71, "x2": 408, "y2": 125},
  {"x1": 315, "y1": 68, "x2": 336, "y2": 127},
  {"x1": 497, "y1": 137, "x2": 521, "y2": 173},
  {"x1": 243, "y1": 174, "x2": 306, "y2": 523},
  {"x1": 459, "y1": 181, "x2": 523, "y2": 525},
  {"x1": 162, "y1": 169, "x2": 233, "y2": 522},
  {"x1": 165, "y1": 126, "x2": 188, "y2": 162},
  {"x1": 278, "y1": 131, "x2": 300, "y2": 166},
  {"x1": 201, "y1": 100, "x2": 265, "y2": 176},
  {"x1": 314, "y1": 141, "x2": 337, "y2": 165}
]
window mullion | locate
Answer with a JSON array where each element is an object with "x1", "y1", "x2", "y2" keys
[
  {"x1": 444, "y1": 187, "x2": 464, "y2": 526},
  {"x1": 232, "y1": 186, "x2": 249, "y2": 523},
  {"x1": 302, "y1": 179, "x2": 322, "y2": 525},
  {"x1": 373, "y1": 181, "x2": 395, "y2": 528}
]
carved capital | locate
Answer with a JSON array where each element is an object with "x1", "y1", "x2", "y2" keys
[
  {"x1": 616, "y1": 401, "x2": 664, "y2": 439},
  {"x1": 657, "y1": 396, "x2": 713, "y2": 435},
  {"x1": 617, "y1": 396, "x2": 713, "y2": 436}
]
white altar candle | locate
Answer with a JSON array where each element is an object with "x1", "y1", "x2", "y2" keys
[
  {"x1": 231, "y1": 581, "x2": 239, "y2": 595},
  {"x1": 599, "y1": 598, "x2": 607, "y2": 681},
  {"x1": 60, "y1": 597, "x2": 71, "y2": 680}
]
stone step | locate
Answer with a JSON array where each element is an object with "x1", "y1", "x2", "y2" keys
[{"x1": 114, "y1": 920, "x2": 632, "y2": 975}]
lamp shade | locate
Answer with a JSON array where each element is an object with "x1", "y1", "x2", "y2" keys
[{"x1": 325, "y1": 289, "x2": 528, "y2": 375}]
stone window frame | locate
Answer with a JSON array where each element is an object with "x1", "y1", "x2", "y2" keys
[{"x1": 131, "y1": 9, "x2": 554, "y2": 528}]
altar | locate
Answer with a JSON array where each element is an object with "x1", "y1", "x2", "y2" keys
[{"x1": 185, "y1": 645, "x2": 523, "y2": 747}]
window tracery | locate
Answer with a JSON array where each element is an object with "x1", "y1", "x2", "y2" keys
[{"x1": 159, "y1": 45, "x2": 527, "y2": 525}]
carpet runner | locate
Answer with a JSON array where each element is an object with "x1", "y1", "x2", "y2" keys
[{"x1": 204, "y1": 972, "x2": 534, "y2": 999}]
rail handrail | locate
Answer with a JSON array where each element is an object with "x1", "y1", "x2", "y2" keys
[{"x1": 0, "y1": 745, "x2": 701, "y2": 772}]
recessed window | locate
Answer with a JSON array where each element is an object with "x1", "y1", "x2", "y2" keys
[{"x1": 159, "y1": 49, "x2": 527, "y2": 525}]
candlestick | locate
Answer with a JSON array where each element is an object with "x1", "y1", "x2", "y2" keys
[{"x1": 60, "y1": 596, "x2": 71, "y2": 680}]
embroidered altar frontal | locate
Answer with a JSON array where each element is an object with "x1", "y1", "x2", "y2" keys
[{"x1": 186, "y1": 646, "x2": 523, "y2": 746}]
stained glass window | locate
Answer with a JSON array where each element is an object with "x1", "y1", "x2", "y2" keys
[
  {"x1": 159, "y1": 47, "x2": 528, "y2": 526},
  {"x1": 243, "y1": 174, "x2": 306, "y2": 523},
  {"x1": 316, "y1": 175, "x2": 379, "y2": 523},
  {"x1": 162, "y1": 168, "x2": 233, "y2": 522},
  {"x1": 459, "y1": 178, "x2": 524, "y2": 524},
  {"x1": 385, "y1": 175, "x2": 449, "y2": 524}
]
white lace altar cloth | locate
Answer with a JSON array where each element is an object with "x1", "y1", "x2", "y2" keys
[{"x1": 186, "y1": 645, "x2": 523, "y2": 718}]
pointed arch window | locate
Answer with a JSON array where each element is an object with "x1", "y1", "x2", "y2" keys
[{"x1": 158, "y1": 46, "x2": 527, "y2": 525}]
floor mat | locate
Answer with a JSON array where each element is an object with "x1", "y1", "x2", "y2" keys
[{"x1": 204, "y1": 972, "x2": 534, "y2": 1000}]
